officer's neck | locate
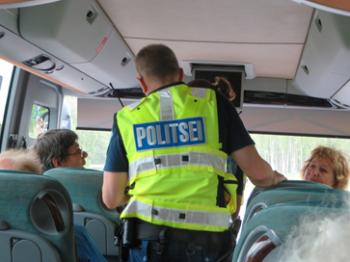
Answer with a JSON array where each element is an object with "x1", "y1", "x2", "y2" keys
[{"x1": 145, "y1": 77, "x2": 180, "y2": 95}]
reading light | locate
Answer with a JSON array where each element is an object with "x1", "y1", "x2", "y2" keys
[{"x1": 293, "y1": 0, "x2": 350, "y2": 17}]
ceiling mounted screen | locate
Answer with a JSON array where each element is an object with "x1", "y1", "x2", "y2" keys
[{"x1": 192, "y1": 65, "x2": 244, "y2": 109}]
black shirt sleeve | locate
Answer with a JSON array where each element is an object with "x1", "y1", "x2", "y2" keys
[
  {"x1": 235, "y1": 166, "x2": 245, "y2": 196},
  {"x1": 104, "y1": 113, "x2": 129, "y2": 172},
  {"x1": 227, "y1": 157, "x2": 245, "y2": 196},
  {"x1": 216, "y1": 91, "x2": 254, "y2": 155}
]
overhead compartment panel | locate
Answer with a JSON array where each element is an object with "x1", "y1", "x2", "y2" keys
[
  {"x1": 293, "y1": 11, "x2": 350, "y2": 100},
  {"x1": 19, "y1": 0, "x2": 137, "y2": 91},
  {"x1": 331, "y1": 79, "x2": 350, "y2": 107},
  {"x1": 0, "y1": 23, "x2": 107, "y2": 94}
]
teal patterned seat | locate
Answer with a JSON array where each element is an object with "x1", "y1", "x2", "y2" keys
[
  {"x1": 243, "y1": 180, "x2": 345, "y2": 226},
  {"x1": 234, "y1": 203, "x2": 350, "y2": 262},
  {"x1": 234, "y1": 181, "x2": 350, "y2": 262},
  {"x1": 44, "y1": 167, "x2": 120, "y2": 257},
  {"x1": 0, "y1": 170, "x2": 76, "y2": 262}
]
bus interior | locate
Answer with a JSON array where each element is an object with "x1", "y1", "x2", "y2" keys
[{"x1": 0, "y1": 0, "x2": 350, "y2": 261}]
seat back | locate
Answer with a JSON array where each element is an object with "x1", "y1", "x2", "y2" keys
[
  {"x1": 234, "y1": 183, "x2": 350, "y2": 262},
  {"x1": 44, "y1": 167, "x2": 120, "y2": 257},
  {"x1": 234, "y1": 203, "x2": 350, "y2": 262},
  {"x1": 246, "y1": 180, "x2": 331, "y2": 206},
  {"x1": 0, "y1": 170, "x2": 76, "y2": 262},
  {"x1": 243, "y1": 182, "x2": 347, "y2": 225}
]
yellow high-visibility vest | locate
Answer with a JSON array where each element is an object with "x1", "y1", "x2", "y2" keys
[{"x1": 117, "y1": 83, "x2": 237, "y2": 232}]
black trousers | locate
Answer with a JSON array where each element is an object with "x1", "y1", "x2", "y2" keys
[{"x1": 130, "y1": 221, "x2": 234, "y2": 262}]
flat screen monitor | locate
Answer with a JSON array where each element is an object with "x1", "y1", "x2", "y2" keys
[{"x1": 192, "y1": 66, "x2": 243, "y2": 109}]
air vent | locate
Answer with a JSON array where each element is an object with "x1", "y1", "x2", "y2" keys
[{"x1": 244, "y1": 91, "x2": 334, "y2": 108}]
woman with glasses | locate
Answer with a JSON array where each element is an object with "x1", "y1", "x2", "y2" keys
[{"x1": 33, "y1": 129, "x2": 88, "y2": 171}]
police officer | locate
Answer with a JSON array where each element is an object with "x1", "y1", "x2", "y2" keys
[{"x1": 102, "y1": 44, "x2": 286, "y2": 262}]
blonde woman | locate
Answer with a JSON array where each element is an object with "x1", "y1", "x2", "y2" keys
[{"x1": 302, "y1": 146, "x2": 349, "y2": 190}]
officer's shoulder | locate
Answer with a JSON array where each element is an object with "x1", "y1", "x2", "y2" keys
[
  {"x1": 121, "y1": 98, "x2": 145, "y2": 111},
  {"x1": 188, "y1": 85, "x2": 216, "y2": 99}
]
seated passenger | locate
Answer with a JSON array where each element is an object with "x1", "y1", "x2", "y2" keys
[
  {"x1": 33, "y1": 129, "x2": 88, "y2": 171},
  {"x1": 0, "y1": 148, "x2": 42, "y2": 173},
  {"x1": 301, "y1": 146, "x2": 349, "y2": 190},
  {"x1": 0, "y1": 148, "x2": 106, "y2": 262},
  {"x1": 32, "y1": 130, "x2": 107, "y2": 262},
  {"x1": 280, "y1": 212, "x2": 350, "y2": 262}
]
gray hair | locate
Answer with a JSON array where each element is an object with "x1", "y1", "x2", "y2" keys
[
  {"x1": 33, "y1": 129, "x2": 78, "y2": 171},
  {"x1": 280, "y1": 212, "x2": 350, "y2": 262},
  {"x1": 0, "y1": 149, "x2": 42, "y2": 174}
]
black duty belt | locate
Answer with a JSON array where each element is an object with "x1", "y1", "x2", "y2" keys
[{"x1": 136, "y1": 220, "x2": 231, "y2": 247}]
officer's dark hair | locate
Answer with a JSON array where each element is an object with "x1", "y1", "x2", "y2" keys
[
  {"x1": 33, "y1": 129, "x2": 78, "y2": 171},
  {"x1": 187, "y1": 79, "x2": 212, "y2": 88},
  {"x1": 135, "y1": 44, "x2": 179, "y2": 80},
  {"x1": 188, "y1": 77, "x2": 236, "y2": 102}
]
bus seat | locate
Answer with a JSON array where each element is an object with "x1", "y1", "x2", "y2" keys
[
  {"x1": 243, "y1": 182, "x2": 348, "y2": 225},
  {"x1": 234, "y1": 203, "x2": 350, "y2": 262},
  {"x1": 44, "y1": 167, "x2": 120, "y2": 257},
  {"x1": 0, "y1": 170, "x2": 76, "y2": 262},
  {"x1": 246, "y1": 180, "x2": 331, "y2": 206}
]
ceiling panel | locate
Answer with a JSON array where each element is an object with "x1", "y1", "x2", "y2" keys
[
  {"x1": 126, "y1": 39, "x2": 303, "y2": 78},
  {"x1": 98, "y1": 0, "x2": 313, "y2": 78}
]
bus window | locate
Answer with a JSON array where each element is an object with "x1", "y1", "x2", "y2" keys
[
  {"x1": 62, "y1": 95, "x2": 111, "y2": 170},
  {"x1": 29, "y1": 104, "x2": 50, "y2": 139},
  {"x1": 251, "y1": 133, "x2": 350, "y2": 180},
  {"x1": 239, "y1": 133, "x2": 350, "y2": 218},
  {"x1": 0, "y1": 58, "x2": 14, "y2": 140}
]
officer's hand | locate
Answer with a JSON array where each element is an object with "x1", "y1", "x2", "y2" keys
[{"x1": 272, "y1": 170, "x2": 287, "y2": 185}]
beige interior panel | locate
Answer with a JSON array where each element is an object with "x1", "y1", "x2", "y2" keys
[
  {"x1": 126, "y1": 39, "x2": 303, "y2": 79},
  {"x1": 97, "y1": 0, "x2": 313, "y2": 79},
  {"x1": 99, "y1": 0, "x2": 312, "y2": 43}
]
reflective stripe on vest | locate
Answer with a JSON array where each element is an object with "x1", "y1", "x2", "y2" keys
[
  {"x1": 129, "y1": 151, "x2": 227, "y2": 180},
  {"x1": 159, "y1": 87, "x2": 206, "y2": 121},
  {"x1": 123, "y1": 199, "x2": 231, "y2": 228},
  {"x1": 159, "y1": 90, "x2": 174, "y2": 121},
  {"x1": 191, "y1": 87, "x2": 207, "y2": 98},
  {"x1": 117, "y1": 84, "x2": 236, "y2": 229}
]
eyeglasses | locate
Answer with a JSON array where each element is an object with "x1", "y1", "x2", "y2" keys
[{"x1": 66, "y1": 148, "x2": 88, "y2": 158}]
